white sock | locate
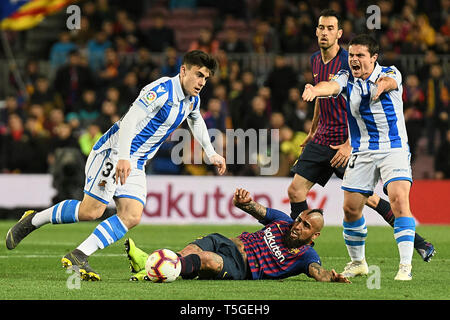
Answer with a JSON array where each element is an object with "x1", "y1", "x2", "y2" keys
[
  {"x1": 32, "y1": 200, "x2": 80, "y2": 228},
  {"x1": 343, "y1": 216, "x2": 367, "y2": 262}
]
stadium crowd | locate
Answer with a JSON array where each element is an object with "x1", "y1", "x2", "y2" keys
[{"x1": 0, "y1": 0, "x2": 448, "y2": 180}]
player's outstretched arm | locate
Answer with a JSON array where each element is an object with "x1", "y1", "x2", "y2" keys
[
  {"x1": 302, "y1": 81, "x2": 341, "y2": 102},
  {"x1": 308, "y1": 262, "x2": 351, "y2": 283},
  {"x1": 232, "y1": 188, "x2": 267, "y2": 220},
  {"x1": 372, "y1": 76, "x2": 398, "y2": 100}
]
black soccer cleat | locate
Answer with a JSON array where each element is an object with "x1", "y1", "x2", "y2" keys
[
  {"x1": 416, "y1": 242, "x2": 436, "y2": 262},
  {"x1": 6, "y1": 210, "x2": 38, "y2": 250},
  {"x1": 61, "y1": 249, "x2": 101, "y2": 281}
]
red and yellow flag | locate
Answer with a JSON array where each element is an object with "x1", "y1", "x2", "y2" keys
[{"x1": 1, "y1": 0, "x2": 76, "y2": 31}]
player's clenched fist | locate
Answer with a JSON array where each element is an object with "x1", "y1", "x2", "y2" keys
[
  {"x1": 302, "y1": 84, "x2": 317, "y2": 102},
  {"x1": 233, "y1": 188, "x2": 252, "y2": 205}
]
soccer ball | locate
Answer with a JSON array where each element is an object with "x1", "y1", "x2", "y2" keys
[{"x1": 145, "y1": 249, "x2": 181, "y2": 283}]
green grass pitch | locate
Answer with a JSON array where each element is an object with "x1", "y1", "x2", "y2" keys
[{"x1": 0, "y1": 221, "x2": 449, "y2": 300}]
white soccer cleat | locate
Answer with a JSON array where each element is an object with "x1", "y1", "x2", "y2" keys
[
  {"x1": 342, "y1": 259, "x2": 369, "y2": 278},
  {"x1": 394, "y1": 264, "x2": 412, "y2": 281}
]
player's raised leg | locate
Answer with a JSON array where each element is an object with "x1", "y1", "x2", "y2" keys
[
  {"x1": 5, "y1": 192, "x2": 105, "y2": 250},
  {"x1": 341, "y1": 191, "x2": 369, "y2": 278},
  {"x1": 386, "y1": 180, "x2": 415, "y2": 281}
]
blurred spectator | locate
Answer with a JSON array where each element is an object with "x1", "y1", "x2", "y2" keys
[
  {"x1": 95, "y1": 99, "x2": 120, "y2": 133},
  {"x1": 425, "y1": 63, "x2": 449, "y2": 154},
  {"x1": 435, "y1": 129, "x2": 450, "y2": 179},
  {"x1": 97, "y1": 48, "x2": 123, "y2": 89},
  {"x1": 78, "y1": 123, "x2": 102, "y2": 157},
  {"x1": 53, "y1": 50, "x2": 94, "y2": 114},
  {"x1": 160, "y1": 46, "x2": 182, "y2": 78},
  {"x1": 75, "y1": 89, "x2": 100, "y2": 127},
  {"x1": 87, "y1": 31, "x2": 112, "y2": 73},
  {"x1": 203, "y1": 97, "x2": 227, "y2": 133},
  {"x1": 0, "y1": 95, "x2": 25, "y2": 129},
  {"x1": 119, "y1": 71, "x2": 140, "y2": 108},
  {"x1": 228, "y1": 80, "x2": 245, "y2": 129},
  {"x1": 417, "y1": 50, "x2": 439, "y2": 80},
  {"x1": 23, "y1": 116, "x2": 50, "y2": 172},
  {"x1": 220, "y1": 29, "x2": 248, "y2": 53},
  {"x1": 144, "y1": 14, "x2": 175, "y2": 52},
  {"x1": 23, "y1": 59, "x2": 41, "y2": 96},
  {"x1": 265, "y1": 54, "x2": 298, "y2": 112},
  {"x1": 243, "y1": 95, "x2": 270, "y2": 131},
  {"x1": 49, "y1": 32, "x2": 78, "y2": 71},
  {"x1": 279, "y1": 16, "x2": 302, "y2": 53},
  {"x1": 72, "y1": 16, "x2": 96, "y2": 48},
  {"x1": 188, "y1": 28, "x2": 220, "y2": 55},
  {"x1": 29, "y1": 76, "x2": 60, "y2": 113},
  {"x1": 252, "y1": 20, "x2": 280, "y2": 53},
  {"x1": 416, "y1": 14, "x2": 436, "y2": 48},
  {"x1": 44, "y1": 108, "x2": 65, "y2": 137},
  {"x1": 241, "y1": 70, "x2": 259, "y2": 110},
  {"x1": 403, "y1": 74, "x2": 426, "y2": 162},
  {"x1": 282, "y1": 88, "x2": 311, "y2": 132},
  {"x1": 1, "y1": 114, "x2": 32, "y2": 172},
  {"x1": 131, "y1": 47, "x2": 158, "y2": 87}
]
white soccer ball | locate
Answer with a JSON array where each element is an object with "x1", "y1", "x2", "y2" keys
[{"x1": 145, "y1": 249, "x2": 181, "y2": 283}]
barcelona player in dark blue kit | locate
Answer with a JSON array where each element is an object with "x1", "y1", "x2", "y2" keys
[
  {"x1": 125, "y1": 188, "x2": 350, "y2": 283},
  {"x1": 288, "y1": 9, "x2": 434, "y2": 262}
]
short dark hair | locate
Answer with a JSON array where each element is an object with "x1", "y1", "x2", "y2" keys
[
  {"x1": 307, "y1": 208, "x2": 324, "y2": 216},
  {"x1": 349, "y1": 34, "x2": 379, "y2": 56},
  {"x1": 182, "y1": 50, "x2": 218, "y2": 76},
  {"x1": 318, "y1": 9, "x2": 342, "y2": 29}
]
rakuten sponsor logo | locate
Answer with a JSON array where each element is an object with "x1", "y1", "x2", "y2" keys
[{"x1": 143, "y1": 184, "x2": 273, "y2": 222}]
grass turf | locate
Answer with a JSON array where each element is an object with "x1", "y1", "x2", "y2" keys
[{"x1": 0, "y1": 221, "x2": 448, "y2": 300}]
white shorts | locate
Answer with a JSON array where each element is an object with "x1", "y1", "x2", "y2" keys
[
  {"x1": 84, "y1": 149, "x2": 147, "y2": 206},
  {"x1": 341, "y1": 150, "x2": 412, "y2": 195}
]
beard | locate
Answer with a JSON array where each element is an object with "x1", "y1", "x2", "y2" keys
[{"x1": 282, "y1": 231, "x2": 309, "y2": 249}]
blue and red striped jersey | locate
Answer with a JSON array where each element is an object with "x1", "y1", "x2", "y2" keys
[
  {"x1": 238, "y1": 208, "x2": 321, "y2": 280},
  {"x1": 310, "y1": 47, "x2": 350, "y2": 146}
]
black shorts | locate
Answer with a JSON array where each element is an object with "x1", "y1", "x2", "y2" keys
[
  {"x1": 191, "y1": 233, "x2": 250, "y2": 280},
  {"x1": 291, "y1": 141, "x2": 346, "y2": 187}
]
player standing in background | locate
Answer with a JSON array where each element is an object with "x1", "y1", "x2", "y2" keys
[
  {"x1": 288, "y1": 9, "x2": 434, "y2": 263},
  {"x1": 6, "y1": 50, "x2": 226, "y2": 281},
  {"x1": 125, "y1": 188, "x2": 350, "y2": 283},
  {"x1": 302, "y1": 34, "x2": 417, "y2": 280}
]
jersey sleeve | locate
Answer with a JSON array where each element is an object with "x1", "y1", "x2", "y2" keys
[
  {"x1": 300, "y1": 249, "x2": 322, "y2": 278},
  {"x1": 133, "y1": 82, "x2": 169, "y2": 114},
  {"x1": 258, "y1": 208, "x2": 293, "y2": 225},
  {"x1": 380, "y1": 66, "x2": 402, "y2": 89},
  {"x1": 330, "y1": 69, "x2": 350, "y2": 98}
]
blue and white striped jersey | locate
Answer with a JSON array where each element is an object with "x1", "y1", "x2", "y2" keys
[
  {"x1": 332, "y1": 63, "x2": 408, "y2": 153},
  {"x1": 93, "y1": 75, "x2": 201, "y2": 169}
]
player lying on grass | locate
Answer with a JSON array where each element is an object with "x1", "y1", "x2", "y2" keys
[{"x1": 125, "y1": 188, "x2": 350, "y2": 283}]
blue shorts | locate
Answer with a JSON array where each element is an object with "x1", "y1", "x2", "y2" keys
[{"x1": 191, "y1": 233, "x2": 251, "y2": 280}]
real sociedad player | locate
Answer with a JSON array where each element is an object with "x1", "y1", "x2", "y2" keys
[
  {"x1": 302, "y1": 34, "x2": 418, "y2": 280},
  {"x1": 125, "y1": 188, "x2": 351, "y2": 283},
  {"x1": 6, "y1": 50, "x2": 226, "y2": 281},
  {"x1": 288, "y1": 9, "x2": 434, "y2": 263}
]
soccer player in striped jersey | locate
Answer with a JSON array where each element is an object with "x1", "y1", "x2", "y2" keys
[
  {"x1": 6, "y1": 50, "x2": 226, "y2": 281},
  {"x1": 288, "y1": 9, "x2": 434, "y2": 263},
  {"x1": 302, "y1": 34, "x2": 418, "y2": 280},
  {"x1": 125, "y1": 188, "x2": 350, "y2": 283}
]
